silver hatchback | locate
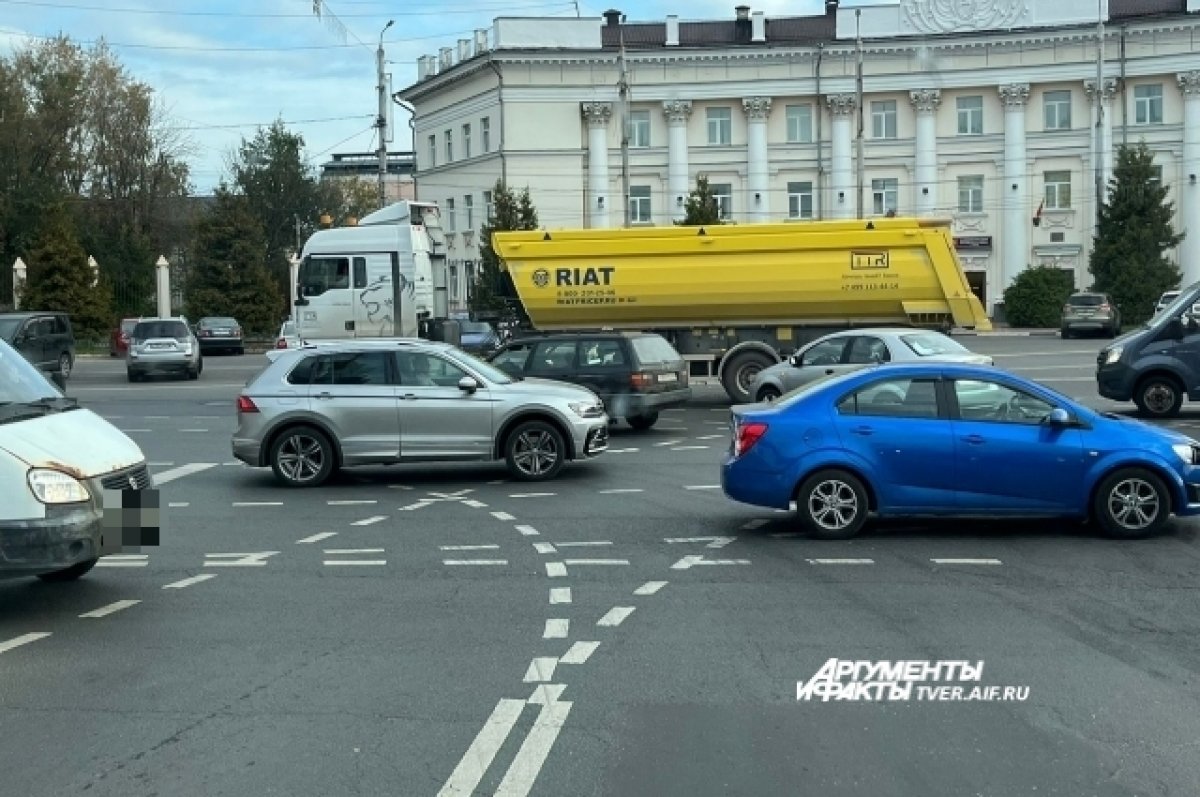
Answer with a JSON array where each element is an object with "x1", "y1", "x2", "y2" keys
[{"x1": 232, "y1": 339, "x2": 610, "y2": 486}]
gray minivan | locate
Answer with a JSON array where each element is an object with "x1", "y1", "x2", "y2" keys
[
  {"x1": 1097, "y1": 282, "x2": 1200, "y2": 417},
  {"x1": 0, "y1": 311, "x2": 76, "y2": 379}
]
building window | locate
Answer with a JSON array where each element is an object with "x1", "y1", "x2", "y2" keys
[
  {"x1": 427, "y1": 135, "x2": 436, "y2": 168},
  {"x1": 1044, "y1": 90, "x2": 1071, "y2": 130},
  {"x1": 871, "y1": 101, "x2": 897, "y2": 139},
  {"x1": 1044, "y1": 171, "x2": 1072, "y2": 209},
  {"x1": 630, "y1": 110, "x2": 650, "y2": 148},
  {"x1": 786, "y1": 104, "x2": 813, "y2": 144},
  {"x1": 462, "y1": 123, "x2": 472, "y2": 158},
  {"x1": 464, "y1": 195, "x2": 474, "y2": 230},
  {"x1": 787, "y1": 181, "x2": 814, "y2": 219},
  {"x1": 957, "y1": 175, "x2": 984, "y2": 213},
  {"x1": 956, "y1": 95, "x2": 983, "y2": 135},
  {"x1": 481, "y1": 117, "x2": 491, "y2": 152},
  {"x1": 483, "y1": 190, "x2": 493, "y2": 220},
  {"x1": 1135, "y1": 84, "x2": 1163, "y2": 125},
  {"x1": 446, "y1": 197, "x2": 456, "y2": 231},
  {"x1": 707, "y1": 107, "x2": 732, "y2": 145},
  {"x1": 711, "y1": 182, "x2": 733, "y2": 220},
  {"x1": 444, "y1": 129, "x2": 453, "y2": 162},
  {"x1": 629, "y1": 185, "x2": 651, "y2": 223},
  {"x1": 1149, "y1": 165, "x2": 1163, "y2": 186},
  {"x1": 871, "y1": 178, "x2": 898, "y2": 215}
]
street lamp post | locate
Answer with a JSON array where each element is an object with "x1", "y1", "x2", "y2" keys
[{"x1": 377, "y1": 20, "x2": 394, "y2": 210}]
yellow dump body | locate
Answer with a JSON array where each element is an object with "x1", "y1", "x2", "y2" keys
[{"x1": 493, "y1": 218, "x2": 991, "y2": 332}]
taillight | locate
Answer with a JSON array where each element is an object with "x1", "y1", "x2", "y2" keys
[
  {"x1": 234, "y1": 327, "x2": 242, "y2": 336},
  {"x1": 734, "y1": 420, "x2": 769, "y2": 457},
  {"x1": 1099, "y1": 304, "x2": 1110, "y2": 311},
  {"x1": 275, "y1": 338, "x2": 287, "y2": 349},
  {"x1": 236, "y1": 395, "x2": 259, "y2": 413},
  {"x1": 630, "y1": 372, "x2": 652, "y2": 390}
]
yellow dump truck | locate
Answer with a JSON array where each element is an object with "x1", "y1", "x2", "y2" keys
[{"x1": 493, "y1": 217, "x2": 991, "y2": 403}]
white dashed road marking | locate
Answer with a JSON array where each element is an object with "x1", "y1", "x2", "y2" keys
[
  {"x1": 493, "y1": 700, "x2": 573, "y2": 796},
  {"x1": 462, "y1": 499, "x2": 488, "y2": 508},
  {"x1": 543, "y1": 619, "x2": 569, "y2": 639},
  {"x1": 168, "y1": 502, "x2": 189, "y2": 508},
  {"x1": 444, "y1": 559, "x2": 508, "y2": 566},
  {"x1": 509, "y1": 492, "x2": 556, "y2": 499},
  {"x1": 533, "y1": 542, "x2": 557, "y2": 554},
  {"x1": 162, "y1": 574, "x2": 218, "y2": 589},
  {"x1": 597, "y1": 607, "x2": 635, "y2": 627},
  {"x1": 671, "y1": 446, "x2": 710, "y2": 451},
  {"x1": 153, "y1": 462, "x2": 217, "y2": 484},
  {"x1": 492, "y1": 512, "x2": 516, "y2": 521},
  {"x1": 527, "y1": 684, "x2": 568, "y2": 705},
  {"x1": 559, "y1": 641, "x2": 600, "y2": 665},
  {"x1": 328, "y1": 500, "x2": 378, "y2": 506},
  {"x1": 545, "y1": 562, "x2": 568, "y2": 578},
  {"x1": 204, "y1": 552, "x2": 279, "y2": 567},
  {"x1": 325, "y1": 548, "x2": 385, "y2": 554},
  {"x1": 553, "y1": 540, "x2": 612, "y2": 547},
  {"x1": 97, "y1": 555, "x2": 148, "y2": 568},
  {"x1": 634, "y1": 581, "x2": 667, "y2": 596},
  {"x1": 232, "y1": 501, "x2": 283, "y2": 507},
  {"x1": 653, "y1": 440, "x2": 683, "y2": 447},
  {"x1": 598, "y1": 488, "x2": 643, "y2": 494},
  {"x1": 563, "y1": 559, "x2": 629, "y2": 566},
  {"x1": 931, "y1": 558, "x2": 1003, "y2": 565},
  {"x1": 440, "y1": 544, "x2": 500, "y2": 551},
  {"x1": 683, "y1": 484, "x2": 721, "y2": 491},
  {"x1": 351, "y1": 516, "x2": 387, "y2": 526},
  {"x1": 806, "y1": 558, "x2": 875, "y2": 565},
  {"x1": 523, "y1": 657, "x2": 559, "y2": 682},
  {"x1": 0, "y1": 633, "x2": 52, "y2": 654},
  {"x1": 549, "y1": 587, "x2": 572, "y2": 604},
  {"x1": 79, "y1": 600, "x2": 140, "y2": 619},
  {"x1": 515, "y1": 525, "x2": 539, "y2": 536},
  {"x1": 297, "y1": 532, "x2": 338, "y2": 544}
]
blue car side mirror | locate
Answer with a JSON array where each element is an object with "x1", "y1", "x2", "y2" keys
[{"x1": 1045, "y1": 408, "x2": 1071, "y2": 426}]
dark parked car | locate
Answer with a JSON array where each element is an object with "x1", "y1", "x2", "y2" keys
[
  {"x1": 457, "y1": 319, "x2": 501, "y2": 356},
  {"x1": 0, "y1": 311, "x2": 76, "y2": 379},
  {"x1": 195, "y1": 316, "x2": 244, "y2": 355},
  {"x1": 487, "y1": 331, "x2": 691, "y2": 430},
  {"x1": 1061, "y1": 292, "x2": 1121, "y2": 338}
]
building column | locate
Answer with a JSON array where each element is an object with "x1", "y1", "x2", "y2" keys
[
  {"x1": 909, "y1": 89, "x2": 941, "y2": 217},
  {"x1": 1179, "y1": 71, "x2": 1200, "y2": 287},
  {"x1": 1085, "y1": 78, "x2": 1118, "y2": 204},
  {"x1": 826, "y1": 94, "x2": 857, "y2": 220},
  {"x1": 581, "y1": 101, "x2": 613, "y2": 228},
  {"x1": 743, "y1": 96, "x2": 772, "y2": 223},
  {"x1": 998, "y1": 83, "x2": 1031, "y2": 304},
  {"x1": 663, "y1": 99, "x2": 693, "y2": 222}
]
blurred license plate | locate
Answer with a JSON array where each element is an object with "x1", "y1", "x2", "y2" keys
[
  {"x1": 149, "y1": 343, "x2": 170, "y2": 349},
  {"x1": 657, "y1": 373, "x2": 677, "y2": 383}
]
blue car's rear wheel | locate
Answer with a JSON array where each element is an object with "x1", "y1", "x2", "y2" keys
[
  {"x1": 1093, "y1": 467, "x2": 1170, "y2": 539},
  {"x1": 796, "y1": 469, "x2": 869, "y2": 540}
]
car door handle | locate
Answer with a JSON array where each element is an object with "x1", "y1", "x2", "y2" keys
[
  {"x1": 851, "y1": 426, "x2": 873, "y2": 436},
  {"x1": 316, "y1": 391, "x2": 332, "y2": 400},
  {"x1": 401, "y1": 393, "x2": 418, "y2": 401},
  {"x1": 825, "y1": 368, "x2": 835, "y2": 375},
  {"x1": 961, "y1": 434, "x2": 985, "y2": 445}
]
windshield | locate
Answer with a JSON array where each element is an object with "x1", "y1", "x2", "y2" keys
[
  {"x1": 1067, "y1": 294, "x2": 1105, "y2": 306},
  {"x1": 203, "y1": 317, "x2": 237, "y2": 327},
  {"x1": 0, "y1": 339, "x2": 61, "y2": 403},
  {"x1": 632, "y1": 335, "x2": 682, "y2": 365},
  {"x1": 451, "y1": 349, "x2": 514, "y2": 385},
  {"x1": 776, "y1": 365, "x2": 872, "y2": 406},
  {"x1": 900, "y1": 333, "x2": 969, "y2": 357},
  {"x1": 460, "y1": 321, "x2": 492, "y2": 334},
  {"x1": 0, "y1": 317, "x2": 23, "y2": 341},
  {"x1": 134, "y1": 321, "x2": 189, "y2": 340}
]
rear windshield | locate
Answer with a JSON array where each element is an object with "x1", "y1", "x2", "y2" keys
[
  {"x1": 203, "y1": 317, "x2": 238, "y2": 326},
  {"x1": 460, "y1": 321, "x2": 492, "y2": 334},
  {"x1": 0, "y1": 318, "x2": 21, "y2": 341},
  {"x1": 900, "y1": 333, "x2": 968, "y2": 357},
  {"x1": 1067, "y1": 295, "x2": 1105, "y2": 306},
  {"x1": 120, "y1": 319, "x2": 138, "y2": 333},
  {"x1": 631, "y1": 335, "x2": 682, "y2": 365},
  {"x1": 134, "y1": 321, "x2": 189, "y2": 340}
]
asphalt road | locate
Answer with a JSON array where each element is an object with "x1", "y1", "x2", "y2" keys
[{"x1": 2, "y1": 336, "x2": 1199, "y2": 796}]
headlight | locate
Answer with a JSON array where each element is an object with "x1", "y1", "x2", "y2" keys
[
  {"x1": 569, "y1": 400, "x2": 605, "y2": 418},
  {"x1": 1172, "y1": 443, "x2": 1200, "y2": 465},
  {"x1": 27, "y1": 468, "x2": 91, "y2": 504},
  {"x1": 1104, "y1": 346, "x2": 1123, "y2": 365}
]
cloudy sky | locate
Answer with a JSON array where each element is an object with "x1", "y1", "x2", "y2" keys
[{"x1": 1, "y1": 0, "x2": 864, "y2": 194}]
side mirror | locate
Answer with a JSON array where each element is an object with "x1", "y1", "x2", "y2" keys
[
  {"x1": 51, "y1": 371, "x2": 67, "y2": 391},
  {"x1": 789, "y1": 354, "x2": 802, "y2": 367},
  {"x1": 1044, "y1": 407, "x2": 1071, "y2": 426},
  {"x1": 458, "y1": 376, "x2": 479, "y2": 394}
]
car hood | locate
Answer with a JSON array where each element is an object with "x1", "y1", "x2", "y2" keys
[
  {"x1": 496, "y1": 376, "x2": 601, "y2": 402},
  {"x1": 0, "y1": 408, "x2": 144, "y2": 478}
]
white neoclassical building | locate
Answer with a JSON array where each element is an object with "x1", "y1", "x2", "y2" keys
[{"x1": 398, "y1": 0, "x2": 1200, "y2": 317}]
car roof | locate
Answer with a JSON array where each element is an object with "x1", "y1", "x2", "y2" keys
[
  {"x1": 0, "y1": 311, "x2": 65, "y2": 318},
  {"x1": 507, "y1": 330, "x2": 660, "y2": 343},
  {"x1": 815, "y1": 327, "x2": 947, "y2": 340}
]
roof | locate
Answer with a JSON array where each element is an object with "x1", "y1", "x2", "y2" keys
[
  {"x1": 601, "y1": 15, "x2": 835, "y2": 49},
  {"x1": 1110, "y1": 0, "x2": 1187, "y2": 19}
]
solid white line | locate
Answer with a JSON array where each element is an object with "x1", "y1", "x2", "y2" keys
[
  {"x1": 634, "y1": 581, "x2": 667, "y2": 596},
  {"x1": 153, "y1": 462, "x2": 217, "y2": 484},
  {"x1": 436, "y1": 699, "x2": 526, "y2": 797},
  {"x1": 179, "y1": 428, "x2": 208, "y2": 433},
  {"x1": 96, "y1": 560, "x2": 148, "y2": 568},
  {"x1": 324, "y1": 548, "x2": 385, "y2": 554},
  {"x1": 79, "y1": 599, "x2": 140, "y2": 618},
  {"x1": 694, "y1": 559, "x2": 751, "y2": 566},
  {"x1": 670, "y1": 555, "x2": 701, "y2": 570},
  {"x1": 515, "y1": 525, "x2": 539, "y2": 536},
  {"x1": 168, "y1": 502, "x2": 190, "y2": 508},
  {"x1": 0, "y1": 632, "x2": 52, "y2": 654},
  {"x1": 162, "y1": 574, "x2": 217, "y2": 589},
  {"x1": 563, "y1": 559, "x2": 629, "y2": 566},
  {"x1": 443, "y1": 559, "x2": 508, "y2": 566},
  {"x1": 324, "y1": 560, "x2": 387, "y2": 566},
  {"x1": 683, "y1": 484, "x2": 721, "y2": 490},
  {"x1": 232, "y1": 501, "x2": 283, "y2": 507},
  {"x1": 492, "y1": 511, "x2": 515, "y2": 521},
  {"x1": 606, "y1": 448, "x2": 640, "y2": 454},
  {"x1": 523, "y1": 657, "x2": 558, "y2": 682},
  {"x1": 806, "y1": 558, "x2": 875, "y2": 565},
  {"x1": 543, "y1": 618, "x2": 569, "y2": 639},
  {"x1": 671, "y1": 446, "x2": 710, "y2": 451},
  {"x1": 328, "y1": 500, "x2": 378, "y2": 506},
  {"x1": 597, "y1": 607, "x2": 635, "y2": 627},
  {"x1": 931, "y1": 558, "x2": 1003, "y2": 565},
  {"x1": 545, "y1": 562, "x2": 568, "y2": 578},
  {"x1": 560, "y1": 640, "x2": 600, "y2": 665},
  {"x1": 509, "y1": 493, "x2": 556, "y2": 498},
  {"x1": 461, "y1": 499, "x2": 488, "y2": 508},
  {"x1": 741, "y1": 519, "x2": 769, "y2": 530},
  {"x1": 440, "y1": 544, "x2": 500, "y2": 551},
  {"x1": 494, "y1": 700, "x2": 573, "y2": 797},
  {"x1": 554, "y1": 540, "x2": 613, "y2": 547},
  {"x1": 351, "y1": 515, "x2": 387, "y2": 526},
  {"x1": 533, "y1": 542, "x2": 557, "y2": 554},
  {"x1": 297, "y1": 532, "x2": 338, "y2": 544},
  {"x1": 549, "y1": 587, "x2": 571, "y2": 604},
  {"x1": 598, "y1": 488, "x2": 643, "y2": 494}
]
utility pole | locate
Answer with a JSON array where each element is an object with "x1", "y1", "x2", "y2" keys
[
  {"x1": 1094, "y1": 0, "x2": 1105, "y2": 234},
  {"x1": 855, "y1": 9, "x2": 865, "y2": 220},
  {"x1": 376, "y1": 19, "x2": 394, "y2": 210},
  {"x1": 618, "y1": 16, "x2": 631, "y2": 228}
]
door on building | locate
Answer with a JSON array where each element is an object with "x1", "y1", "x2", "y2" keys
[{"x1": 965, "y1": 271, "x2": 987, "y2": 311}]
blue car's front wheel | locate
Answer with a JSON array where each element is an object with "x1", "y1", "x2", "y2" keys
[
  {"x1": 797, "y1": 469, "x2": 870, "y2": 540},
  {"x1": 1093, "y1": 467, "x2": 1170, "y2": 539}
]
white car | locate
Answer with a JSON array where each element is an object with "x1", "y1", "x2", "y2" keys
[{"x1": 273, "y1": 320, "x2": 302, "y2": 351}]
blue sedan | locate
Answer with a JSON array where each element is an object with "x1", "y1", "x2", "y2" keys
[{"x1": 721, "y1": 362, "x2": 1200, "y2": 539}]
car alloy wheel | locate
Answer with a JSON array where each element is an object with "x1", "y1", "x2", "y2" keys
[
  {"x1": 797, "y1": 469, "x2": 869, "y2": 540},
  {"x1": 1094, "y1": 468, "x2": 1169, "y2": 539},
  {"x1": 506, "y1": 421, "x2": 565, "y2": 481},
  {"x1": 270, "y1": 426, "x2": 334, "y2": 487}
]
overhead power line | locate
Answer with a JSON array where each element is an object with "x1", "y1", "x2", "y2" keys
[
  {"x1": 1, "y1": 28, "x2": 486, "y2": 51},
  {"x1": 0, "y1": 0, "x2": 573, "y2": 16}
]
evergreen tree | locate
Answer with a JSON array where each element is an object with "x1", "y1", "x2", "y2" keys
[
  {"x1": 185, "y1": 188, "x2": 280, "y2": 335},
  {"x1": 1089, "y1": 141, "x2": 1184, "y2": 325},
  {"x1": 19, "y1": 204, "x2": 112, "y2": 339},
  {"x1": 472, "y1": 180, "x2": 539, "y2": 323},
  {"x1": 676, "y1": 175, "x2": 722, "y2": 226}
]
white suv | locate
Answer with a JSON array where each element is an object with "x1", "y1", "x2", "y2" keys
[{"x1": 127, "y1": 317, "x2": 203, "y2": 381}]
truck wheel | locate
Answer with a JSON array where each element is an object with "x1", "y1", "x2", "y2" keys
[
  {"x1": 756, "y1": 385, "x2": 781, "y2": 403},
  {"x1": 722, "y1": 351, "x2": 776, "y2": 404},
  {"x1": 37, "y1": 558, "x2": 98, "y2": 582},
  {"x1": 1133, "y1": 375, "x2": 1183, "y2": 418},
  {"x1": 627, "y1": 412, "x2": 658, "y2": 431}
]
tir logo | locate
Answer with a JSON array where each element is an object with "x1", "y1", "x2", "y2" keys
[{"x1": 532, "y1": 268, "x2": 551, "y2": 288}]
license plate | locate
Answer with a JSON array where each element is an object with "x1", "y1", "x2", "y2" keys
[
  {"x1": 149, "y1": 343, "x2": 170, "y2": 349},
  {"x1": 657, "y1": 373, "x2": 677, "y2": 383}
]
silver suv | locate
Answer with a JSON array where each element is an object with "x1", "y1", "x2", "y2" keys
[
  {"x1": 127, "y1": 317, "x2": 202, "y2": 381},
  {"x1": 232, "y1": 339, "x2": 610, "y2": 486}
]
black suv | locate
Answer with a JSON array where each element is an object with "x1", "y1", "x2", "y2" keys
[
  {"x1": 487, "y1": 331, "x2": 691, "y2": 430},
  {"x1": 0, "y1": 311, "x2": 76, "y2": 379}
]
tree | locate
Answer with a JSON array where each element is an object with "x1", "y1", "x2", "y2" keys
[
  {"x1": 676, "y1": 175, "x2": 722, "y2": 226},
  {"x1": 1001, "y1": 265, "x2": 1074, "y2": 328},
  {"x1": 185, "y1": 189, "x2": 281, "y2": 336},
  {"x1": 18, "y1": 205, "x2": 113, "y2": 339},
  {"x1": 316, "y1": 176, "x2": 379, "y2": 228},
  {"x1": 473, "y1": 180, "x2": 539, "y2": 323},
  {"x1": 1088, "y1": 141, "x2": 1184, "y2": 325}
]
